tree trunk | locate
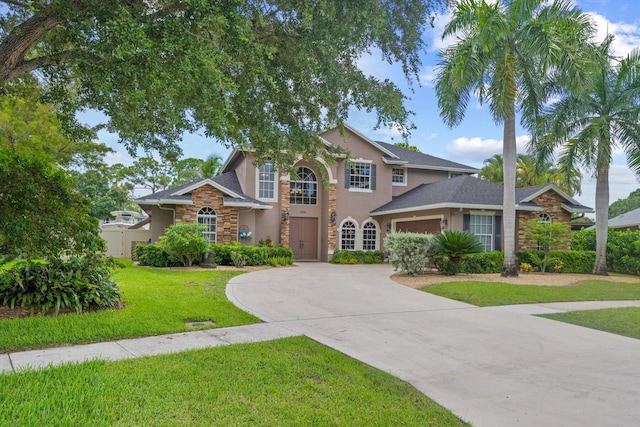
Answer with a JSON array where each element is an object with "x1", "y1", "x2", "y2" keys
[
  {"x1": 501, "y1": 111, "x2": 519, "y2": 277},
  {"x1": 593, "y1": 158, "x2": 609, "y2": 275}
]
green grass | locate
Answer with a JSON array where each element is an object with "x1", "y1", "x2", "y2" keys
[
  {"x1": 541, "y1": 307, "x2": 640, "y2": 340},
  {"x1": 0, "y1": 261, "x2": 259, "y2": 352},
  {"x1": 422, "y1": 280, "x2": 640, "y2": 307},
  {"x1": 0, "y1": 336, "x2": 468, "y2": 426}
]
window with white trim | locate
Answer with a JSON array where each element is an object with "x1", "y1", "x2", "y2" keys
[
  {"x1": 392, "y1": 168, "x2": 406, "y2": 185},
  {"x1": 257, "y1": 159, "x2": 276, "y2": 201},
  {"x1": 470, "y1": 214, "x2": 493, "y2": 252},
  {"x1": 362, "y1": 222, "x2": 378, "y2": 250},
  {"x1": 340, "y1": 221, "x2": 356, "y2": 250},
  {"x1": 348, "y1": 162, "x2": 372, "y2": 190},
  {"x1": 537, "y1": 212, "x2": 553, "y2": 250},
  {"x1": 197, "y1": 206, "x2": 217, "y2": 243},
  {"x1": 289, "y1": 167, "x2": 317, "y2": 205}
]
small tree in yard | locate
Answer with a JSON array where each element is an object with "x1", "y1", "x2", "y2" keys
[
  {"x1": 523, "y1": 219, "x2": 570, "y2": 272},
  {"x1": 159, "y1": 223, "x2": 208, "y2": 267}
]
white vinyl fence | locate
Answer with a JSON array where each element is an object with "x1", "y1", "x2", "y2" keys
[{"x1": 100, "y1": 229, "x2": 152, "y2": 259}]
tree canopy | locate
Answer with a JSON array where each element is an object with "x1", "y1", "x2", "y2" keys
[
  {"x1": 0, "y1": 0, "x2": 446, "y2": 166},
  {"x1": 609, "y1": 189, "x2": 640, "y2": 219}
]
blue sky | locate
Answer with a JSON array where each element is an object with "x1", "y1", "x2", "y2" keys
[{"x1": 84, "y1": 0, "x2": 640, "y2": 211}]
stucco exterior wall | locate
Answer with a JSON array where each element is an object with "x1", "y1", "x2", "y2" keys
[{"x1": 150, "y1": 206, "x2": 174, "y2": 243}]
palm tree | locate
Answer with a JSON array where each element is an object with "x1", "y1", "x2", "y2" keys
[
  {"x1": 201, "y1": 154, "x2": 223, "y2": 178},
  {"x1": 435, "y1": 0, "x2": 593, "y2": 276},
  {"x1": 478, "y1": 154, "x2": 504, "y2": 184},
  {"x1": 531, "y1": 36, "x2": 640, "y2": 275}
]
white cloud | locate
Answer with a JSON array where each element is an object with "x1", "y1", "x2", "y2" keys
[
  {"x1": 104, "y1": 151, "x2": 133, "y2": 166},
  {"x1": 587, "y1": 12, "x2": 640, "y2": 58},
  {"x1": 445, "y1": 135, "x2": 531, "y2": 164},
  {"x1": 419, "y1": 65, "x2": 438, "y2": 87},
  {"x1": 425, "y1": 10, "x2": 456, "y2": 52}
]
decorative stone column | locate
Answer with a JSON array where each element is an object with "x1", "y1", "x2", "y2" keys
[
  {"x1": 327, "y1": 183, "x2": 337, "y2": 252},
  {"x1": 279, "y1": 179, "x2": 290, "y2": 247}
]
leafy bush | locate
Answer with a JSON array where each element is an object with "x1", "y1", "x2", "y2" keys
[
  {"x1": 211, "y1": 243, "x2": 293, "y2": 266},
  {"x1": 430, "y1": 230, "x2": 484, "y2": 275},
  {"x1": 135, "y1": 243, "x2": 181, "y2": 267},
  {"x1": 517, "y1": 250, "x2": 595, "y2": 273},
  {"x1": 384, "y1": 232, "x2": 434, "y2": 276},
  {"x1": 0, "y1": 255, "x2": 121, "y2": 315},
  {"x1": 458, "y1": 251, "x2": 503, "y2": 274},
  {"x1": 231, "y1": 251, "x2": 248, "y2": 268},
  {"x1": 330, "y1": 250, "x2": 384, "y2": 264},
  {"x1": 159, "y1": 223, "x2": 208, "y2": 267},
  {"x1": 268, "y1": 256, "x2": 294, "y2": 267},
  {"x1": 572, "y1": 229, "x2": 640, "y2": 275}
]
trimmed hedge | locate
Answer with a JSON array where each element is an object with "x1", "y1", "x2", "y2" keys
[
  {"x1": 517, "y1": 250, "x2": 595, "y2": 273},
  {"x1": 211, "y1": 243, "x2": 293, "y2": 266},
  {"x1": 330, "y1": 250, "x2": 384, "y2": 264},
  {"x1": 135, "y1": 243, "x2": 181, "y2": 268},
  {"x1": 458, "y1": 251, "x2": 503, "y2": 274},
  {"x1": 572, "y1": 229, "x2": 640, "y2": 275}
]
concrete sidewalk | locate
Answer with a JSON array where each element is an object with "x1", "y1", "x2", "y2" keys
[
  {"x1": 227, "y1": 263, "x2": 640, "y2": 427},
  {"x1": 0, "y1": 323, "x2": 299, "y2": 374}
]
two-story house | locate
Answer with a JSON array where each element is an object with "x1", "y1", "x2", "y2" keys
[{"x1": 135, "y1": 124, "x2": 592, "y2": 261}]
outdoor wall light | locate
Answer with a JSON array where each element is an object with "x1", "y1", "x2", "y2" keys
[
  {"x1": 440, "y1": 218, "x2": 448, "y2": 229},
  {"x1": 330, "y1": 210, "x2": 337, "y2": 225},
  {"x1": 283, "y1": 208, "x2": 290, "y2": 223},
  {"x1": 386, "y1": 223, "x2": 391, "y2": 233}
]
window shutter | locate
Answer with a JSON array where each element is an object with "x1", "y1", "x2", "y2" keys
[
  {"x1": 463, "y1": 214, "x2": 470, "y2": 231},
  {"x1": 494, "y1": 215, "x2": 502, "y2": 251},
  {"x1": 371, "y1": 164, "x2": 376, "y2": 190},
  {"x1": 345, "y1": 162, "x2": 350, "y2": 189}
]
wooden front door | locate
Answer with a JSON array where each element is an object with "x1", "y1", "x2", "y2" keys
[{"x1": 290, "y1": 217, "x2": 318, "y2": 260}]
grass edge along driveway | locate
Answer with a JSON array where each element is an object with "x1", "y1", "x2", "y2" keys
[{"x1": 0, "y1": 261, "x2": 259, "y2": 353}]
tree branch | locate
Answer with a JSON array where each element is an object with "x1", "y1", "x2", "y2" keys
[{"x1": 1, "y1": 0, "x2": 31, "y2": 9}]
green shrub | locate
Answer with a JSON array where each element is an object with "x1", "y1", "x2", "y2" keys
[
  {"x1": 384, "y1": 232, "x2": 434, "y2": 276},
  {"x1": 135, "y1": 243, "x2": 180, "y2": 267},
  {"x1": 268, "y1": 257, "x2": 294, "y2": 267},
  {"x1": 430, "y1": 230, "x2": 484, "y2": 275},
  {"x1": 159, "y1": 223, "x2": 208, "y2": 267},
  {"x1": 571, "y1": 229, "x2": 640, "y2": 275},
  {"x1": 231, "y1": 251, "x2": 248, "y2": 268},
  {"x1": 517, "y1": 250, "x2": 595, "y2": 273},
  {"x1": 458, "y1": 251, "x2": 503, "y2": 274},
  {"x1": 571, "y1": 229, "x2": 596, "y2": 251},
  {"x1": 330, "y1": 250, "x2": 384, "y2": 264},
  {"x1": 0, "y1": 255, "x2": 121, "y2": 315},
  {"x1": 211, "y1": 243, "x2": 293, "y2": 266}
]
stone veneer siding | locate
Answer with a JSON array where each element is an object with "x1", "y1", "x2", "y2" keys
[
  {"x1": 174, "y1": 185, "x2": 238, "y2": 243},
  {"x1": 327, "y1": 183, "x2": 337, "y2": 251},
  {"x1": 279, "y1": 179, "x2": 290, "y2": 247},
  {"x1": 517, "y1": 191, "x2": 572, "y2": 251}
]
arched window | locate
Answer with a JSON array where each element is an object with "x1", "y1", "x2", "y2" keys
[
  {"x1": 290, "y1": 167, "x2": 317, "y2": 205},
  {"x1": 197, "y1": 206, "x2": 217, "y2": 243},
  {"x1": 362, "y1": 222, "x2": 378, "y2": 250},
  {"x1": 539, "y1": 212, "x2": 552, "y2": 224},
  {"x1": 340, "y1": 221, "x2": 356, "y2": 250}
]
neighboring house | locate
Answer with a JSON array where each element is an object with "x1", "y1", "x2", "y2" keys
[
  {"x1": 134, "y1": 124, "x2": 592, "y2": 260},
  {"x1": 605, "y1": 207, "x2": 640, "y2": 231}
]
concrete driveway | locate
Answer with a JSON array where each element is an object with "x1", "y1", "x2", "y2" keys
[{"x1": 227, "y1": 263, "x2": 640, "y2": 427}]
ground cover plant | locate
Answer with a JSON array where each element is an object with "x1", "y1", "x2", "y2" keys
[
  {"x1": 422, "y1": 280, "x2": 640, "y2": 307},
  {"x1": 541, "y1": 307, "x2": 640, "y2": 340},
  {"x1": 0, "y1": 261, "x2": 258, "y2": 352},
  {"x1": 0, "y1": 337, "x2": 468, "y2": 426}
]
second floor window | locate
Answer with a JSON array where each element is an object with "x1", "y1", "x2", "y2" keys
[
  {"x1": 290, "y1": 167, "x2": 317, "y2": 205},
  {"x1": 347, "y1": 161, "x2": 376, "y2": 191},
  {"x1": 258, "y1": 160, "x2": 276, "y2": 200},
  {"x1": 392, "y1": 168, "x2": 406, "y2": 185}
]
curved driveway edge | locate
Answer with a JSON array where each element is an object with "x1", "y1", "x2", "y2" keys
[{"x1": 227, "y1": 263, "x2": 640, "y2": 427}]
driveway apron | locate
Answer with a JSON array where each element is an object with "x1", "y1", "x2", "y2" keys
[{"x1": 227, "y1": 263, "x2": 640, "y2": 427}]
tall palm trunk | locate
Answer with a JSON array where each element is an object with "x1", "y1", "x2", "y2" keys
[
  {"x1": 593, "y1": 158, "x2": 609, "y2": 275},
  {"x1": 501, "y1": 111, "x2": 519, "y2": 277}
]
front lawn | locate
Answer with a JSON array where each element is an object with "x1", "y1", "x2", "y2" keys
[
  {"x1": 422, "y1": 280, "x2": 640, "y2": 307},
  {"x1": 541, "y1": 307, "x2": 640, "y2": 340},
  {"x1": 0, "y1": 336, "x2": 468, "y2": 426},
  {"x1": 0, "y1": 261, "x2": 259, "y2": 353}
]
